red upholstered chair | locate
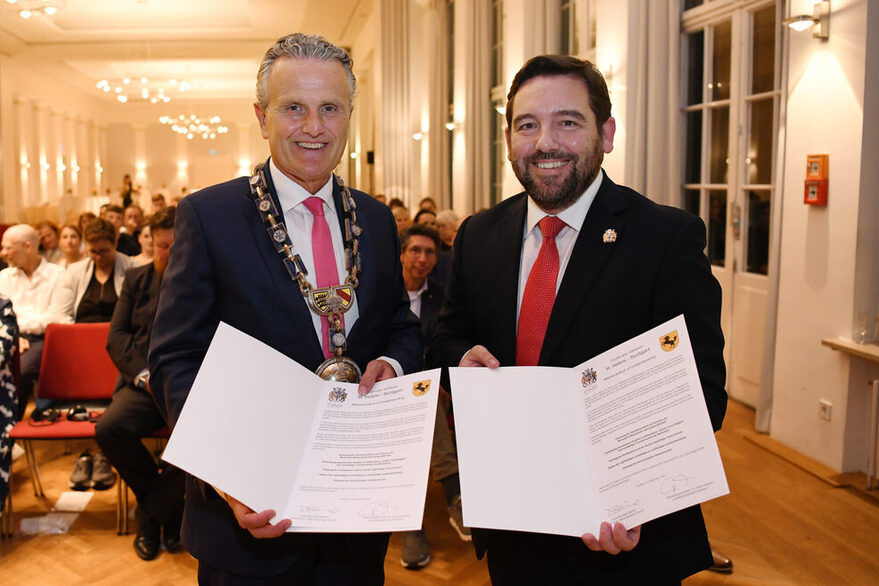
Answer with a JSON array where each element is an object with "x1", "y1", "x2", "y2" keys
[{"x1": 2, "y1": 323, "x2": 119, "y2": 537}]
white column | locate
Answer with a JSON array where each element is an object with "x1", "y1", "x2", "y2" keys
[{"x1": 379, "y1": 0, "x2": 412, "y2": 204}]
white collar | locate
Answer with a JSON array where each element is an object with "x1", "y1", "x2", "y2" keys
[
  {"x1": 524, "y1": 168, "x2": 604, "y2": 238},
  {"x1": 269, "y1": 158, "x2": 334, "y2": 214}
]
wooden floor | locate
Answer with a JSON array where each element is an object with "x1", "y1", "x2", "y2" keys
[{"x1": 2, "y1": 400, "x2": 879, "y2": 585}]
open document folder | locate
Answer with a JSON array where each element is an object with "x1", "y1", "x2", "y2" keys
[
  {"x1": 161, "y1": 322, "x2": 440, "y2": 533},
  {"x1": 449, "y1": 314, "x2": 728, "y2": 538}
]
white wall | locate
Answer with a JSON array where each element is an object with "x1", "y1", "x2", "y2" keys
[{"x1": 770, "y1": 0, "x2": 878, "y2": 471}]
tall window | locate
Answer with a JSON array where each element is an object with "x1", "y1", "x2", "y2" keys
[
  {"x1": 682, "y1": 2, "x2": 779, "y2": 275},
  {"x1": 447, "y1": 0, "x2": 455, "y2": 202},
  {"x1": 561, "y1": 0, "x2": 596, "y2": 59},
  {"x1": 490, "y1": 0, "x2": 505, "y2": 206}
]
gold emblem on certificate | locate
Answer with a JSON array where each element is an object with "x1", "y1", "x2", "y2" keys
[
  {"x1": 412, "y1": 380, "x2": 431, "y2": 396},
  {"x1": 660, "y1": 331, "x2": 679, "y2": 352}
]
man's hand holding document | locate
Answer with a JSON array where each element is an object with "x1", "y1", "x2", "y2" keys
[
  {"x1": 450, "y1": 314, "x2": 728, "y2": 539},
  {"x1": 161, "y1": 322, "x2": 440, "y2": 533}
]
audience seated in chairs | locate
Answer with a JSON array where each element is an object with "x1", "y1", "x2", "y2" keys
[
  {"x1": 96, "y1": 206, "x2": 184, "y2": 561},
  {"x1": 0, "y1": 224, "x2": 67, "y2": 418},
  {"x1": 0, "y1": 296, "x2": 19, "y2": 516}
]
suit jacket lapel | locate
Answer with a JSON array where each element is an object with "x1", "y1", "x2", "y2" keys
[
  {"x1": 245, "y1": 159, "x2": 324, "y2": 359},
  {"x1": 493, "y1": 195, "x2": 528, "y2": 365},
  {"x1": 540, "y1": 176, "x2": 627, "y2": 364}
]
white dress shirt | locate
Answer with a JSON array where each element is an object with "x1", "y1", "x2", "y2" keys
[
  {"x1": 269, "y1": 160, "x2": 402, "y2": 375},
  {"x1": 0, "y1": 258, "x2": 67, "y2": 335},
  {"x1": 406, "y1": 280, "x2": 429, "y2": 319},
  {"x1": 516, "y1": 169, "x2": 604, "y2": 323}
]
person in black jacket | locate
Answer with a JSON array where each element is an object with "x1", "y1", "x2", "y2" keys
[{"x1": 95, "y1": 206, "x2": 182, "y2": 561}]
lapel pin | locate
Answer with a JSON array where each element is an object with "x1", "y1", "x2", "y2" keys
[{"x1": 602, "y1": 228, "x2": 617, "y2": 243}]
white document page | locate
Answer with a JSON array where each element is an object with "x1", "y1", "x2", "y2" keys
[
  {"x1": 450, "y1": 314, "x2": 728, "y2": 537},
  {"x1": 161, "y1": 322, "x2": 440, "y2": 533}
]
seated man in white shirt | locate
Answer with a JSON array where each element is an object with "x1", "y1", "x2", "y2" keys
[{"x1": 0, "y1": 224, "x2": 67, "y2": 417}]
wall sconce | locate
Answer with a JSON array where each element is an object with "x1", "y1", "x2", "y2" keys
[
  {"x1": 349, "y1": 152, "x2": 359, "y2": 159},
  {"x1": 41, "y1": 162, "x2": 51, "y2": 171},
  {"x1": 412, "y1": 132, "x2": 424, "y2": 141},
  {"x1": 784, "y1": 1, "x2": 829, "y2": 39},
  {"x1": 494, "y1": 105, "x2": 506, "y2": 116}
]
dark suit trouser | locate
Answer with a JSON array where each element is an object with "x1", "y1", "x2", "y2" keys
[
  {"x1": 196, "y1": 533, "x2": 390, "y2": 586},
  {"x1": 485, "y1": 531, "x2": 682, "y2": 586},
  {"x1": 95, "y1": 384, "x2": 184, "y2": 522}
]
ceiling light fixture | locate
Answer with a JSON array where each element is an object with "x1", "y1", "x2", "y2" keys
[
  {"x1": 96, "y1": 77, "x2": 191, "y2": 104},
  {"x1": 159, "y1": 115, "x2": 229, "y2": 140},
  {"x1": 783, "y1": 1, "x2": 830, "y2": 39},
  {"x1": 5, "y1": 0, "x2": 64, "y2": 19}
]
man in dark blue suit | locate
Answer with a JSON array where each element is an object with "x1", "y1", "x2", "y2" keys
[
  {"x1": 427, "y1": 55, "x2": 727, "y2": 584},
  {"x1": 149, "y1": 33, "x2": 421, "y2": 584}
]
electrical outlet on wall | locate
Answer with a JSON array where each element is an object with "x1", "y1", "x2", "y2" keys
[{"x1": 818, "y1": 399, "x2": 832, "y2": 421}]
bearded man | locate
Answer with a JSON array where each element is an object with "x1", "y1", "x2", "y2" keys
[{"x1": 427, "y1": 54, "x2": 727, "y2": 584}]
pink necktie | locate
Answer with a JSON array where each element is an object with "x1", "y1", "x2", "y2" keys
[
  {"x1": 516, "y1": 216, "x2": 567, "y2": 366},
  {"x1": 303, "y1": 196, "x2": 342, "y2": 359}
]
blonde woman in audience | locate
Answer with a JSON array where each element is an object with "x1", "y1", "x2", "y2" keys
[
  {"x1": 35, "y1": 221, "x2": 64, "y2": 265},
  {"x1": 58, "y1": 224, "x2": 85, "y2": 268},
  {"x1": 131, "y1": 224, "x2": 154, "y2": 266}
]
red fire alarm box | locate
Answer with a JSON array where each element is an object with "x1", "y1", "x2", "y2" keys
[{"x1": 804, "y1": 154, "x2": 828, "y2": 206}]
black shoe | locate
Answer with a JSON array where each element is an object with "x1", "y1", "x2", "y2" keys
[
  {"x1": 134, "y1": 510, "x2": 161, "y2": 561},
  {"x1": 69, "y1": 450, "x2": 93, "y2": 491},
  {"x1": 91, "y1": 451, "x2": 116, "y2": 490}
]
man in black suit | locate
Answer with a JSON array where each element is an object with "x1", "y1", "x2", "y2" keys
[
  {"x1": 427, "y1": 55, "x2": 726, "y2": 584},
  {"x1": 96, "y1": 206, "x2": 182, "y2": 561},
  {"x1": 148, "y1": 33, "x2": 421, "y2": 584}
]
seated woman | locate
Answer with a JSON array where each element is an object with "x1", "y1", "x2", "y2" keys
[
  {"x1": 0, "y1": 296, "x2": 20, "y2": 514},
  {"x1": 35, "y1": 221, "x2": 64, "y2": 265},
  {"x1": 58, "y1": 224, "x2": 85, "y2": 268},
  {"x1": 57, "y1": 218, "x2": 134, "y2": 324}
]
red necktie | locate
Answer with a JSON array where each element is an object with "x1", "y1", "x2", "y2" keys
[
  {"x1": 303, "y1": 196, "x2": 342, "y2": 359},
  {"x1": 516, "y1": 216, "x2": 567, "y2": 366}
]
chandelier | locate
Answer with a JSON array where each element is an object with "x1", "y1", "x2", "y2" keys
[
  {"x1": 96, "y1": 77, "x2": 192, "y2": 104},
  {"x1": 5, "y1": 0, "x2": 64, "y2": 19},
  {"x1": 159, "y1": 115, "x2": 229, "y2": 140}
]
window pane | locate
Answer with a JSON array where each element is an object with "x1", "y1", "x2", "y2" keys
[
  {"x1": 712, "y1": 21, "x2": 731, "y2": 101},
  {"x1": 751, "y1": 6, "x2": 776, "y2": 94},
  {"x1": 748, "y1": 98, "x2": 774, "y2": 185},
  {"x1": 683, "y1": 189, "x2": 700, "y2": 217},
  {"x1": 685, "y1": 111, "x2": 702, "y2": 184},
  {"x1": 746, "y1": 190, "x2": 771, "y2": 274},
  {"x1": 709, "y1": 106, "x2": 729, "y2": 184},
  {"x1": 708, "y1": 190, "x2": 727, "y2": 266},
  {"x1": 686, "y1": 31, "x2": 704, "y2": 106}
]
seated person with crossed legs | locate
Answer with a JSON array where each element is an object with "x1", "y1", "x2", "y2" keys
[{"x1": 95, "y1": 207, "x2": 184, "y2": 561}]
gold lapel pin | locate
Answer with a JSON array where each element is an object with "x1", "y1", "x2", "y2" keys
[{"x1": 602, "y1": 228, "x2": 617, "y2": 243}]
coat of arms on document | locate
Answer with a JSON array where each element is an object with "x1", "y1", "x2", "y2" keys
[
  {"x1": 581, "y1": 368, "x2": 598, "y2": 388},
  {"x1": 328, "y1": 387, "x2": 348, "y2": 403},
  {"x1": 660, "y1": 331, "x2": 679, "y2": 352}
]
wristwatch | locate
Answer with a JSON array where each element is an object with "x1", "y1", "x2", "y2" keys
[{"x1": 134, "y1": 373, "x2": 149, "y2": 390}]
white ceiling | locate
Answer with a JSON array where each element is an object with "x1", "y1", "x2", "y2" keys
[{"x1": 0, "y1": 0, "x2": 372, "y2": 103}]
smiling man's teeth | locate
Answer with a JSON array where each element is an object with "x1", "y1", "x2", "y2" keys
[
  {"x1": 298, "y1": 142, "x2": 324, "y2": 149},
  {"x1": 536, "y1": 161, "x2": 565, "y2": 169}
]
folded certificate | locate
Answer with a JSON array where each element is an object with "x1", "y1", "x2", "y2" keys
[
  {"x1": 162, "y1": 322, "x2": 440, "y2": 533},
  {"x1": 449, "y1": 314, "x2": 728, "y2": 537}
]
